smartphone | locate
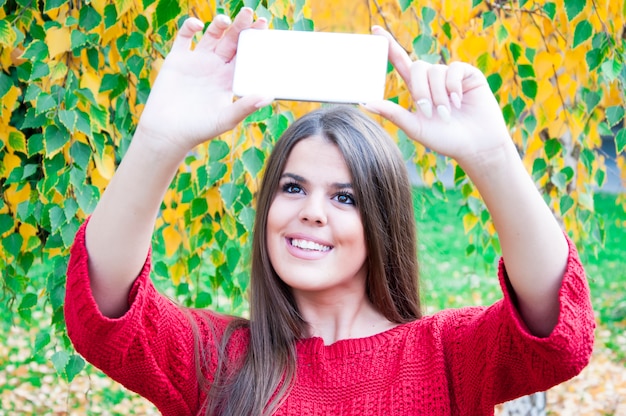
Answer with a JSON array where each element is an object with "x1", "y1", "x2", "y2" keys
[{"x1": 233, "y1": 29, "x2": 389, "y2": 104}]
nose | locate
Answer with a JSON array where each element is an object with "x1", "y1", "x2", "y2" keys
[{"x1": 299, "y1": 194, "x2": 327, "y2": 225}]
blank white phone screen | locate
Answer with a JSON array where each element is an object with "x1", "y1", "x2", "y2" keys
[{"x1": 233, "y1": 29, "x2": 389, "y2": 104}]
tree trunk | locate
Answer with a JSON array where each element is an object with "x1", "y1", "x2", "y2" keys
[{"x1": 501, "y1": 392, "x2": 547, "y2": 416}]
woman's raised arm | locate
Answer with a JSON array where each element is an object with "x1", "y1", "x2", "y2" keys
[
  {"x1": 364, "y1": 27, "x2": 568, "y2": 337},
  {"x1": 85, "y1": 9, "x2": 271, "y2": 318}
]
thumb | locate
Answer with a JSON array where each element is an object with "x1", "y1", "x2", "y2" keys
[
  {"x1": 361, "y1": 100, "x2": 422, "y2": 140},
  {"x1": 217, "y1": 95, "x2": 274, "y2": 132}
]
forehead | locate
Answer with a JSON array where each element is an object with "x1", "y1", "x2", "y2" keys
[{"x1": 282, "y1": 136, "x2": 351, "y2": 180}]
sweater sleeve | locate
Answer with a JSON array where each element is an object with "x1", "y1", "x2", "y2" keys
[
  {"x1": 64, "y1": 220, "x2": 226, "y2": 416},
  {"x1": 442, "y1": 235, "x2": 595, "y2": 413}
]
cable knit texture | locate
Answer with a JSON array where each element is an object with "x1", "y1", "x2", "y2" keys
[{"x1": 65, "y1": 221, "x2": 595, "y2": 415}]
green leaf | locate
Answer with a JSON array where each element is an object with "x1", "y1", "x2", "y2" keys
[
  {"x1": 44, "y1": 0, "x2": 66, "y2": 12},
  {"x1": 0, "y1": 72, "x2": 13, "y2": 98},
  {"x1": 585, "y1": 48, "x2": 603, "y2": 71},
  {"x1": 155, "y1": 0, "x2": 181, "y2": 28},
  {"x1": 560, "y1": 195, "x2": 574, "y2": 215},
  {"x1": 34, "y1": 330, "x2": 51, "y2": 353},
  {"x1": 605, "y1": 105, "x2": 624, "y2": 127},
  {"x1": 523, "y1": 113, "x2": 537, "y2": 134},
  {"x1": 36, "y1": 93, "x2": 56, "y2": 114},
  {"x1": 532, "y1": 158, "x2": 547, "y2": 181},
  {"x1": 0, "y1": 214, "x2": 13, "y2": 235},
  {"x1": 242, "y1": 147, "x2": 265, "y2": 177},
  {"x1": 472, "y1": 0, "x2": 482, "y2": 7},
  {"x1": 30, "y1": 61, "x2": 50, "y2": 81},
  {"x1": 219, "y1": 183, "x2": 241, "y2": 209},
  {"x1": 51, "y1": 350, "x2": 69, "y2": 376},
  {"x1": 293, "y1": 18, "x2": 314, "y2": 31},
  {"x1": 79, "y1": 5, "x2": 102, "y2": 31},
  {"x1": 486, "y1": 73, "x2": 502, "y2": 93},
  {"x1": 19, "y1": 293, "x2": 38, "y2": 310},
  {"x1": 512, "y1": 96, "x2": 526, "y2": 117},
  {"x1": 551, "y1": 171, "x2": 567, "y2": 191},
  {"x1": 58, "y1": 109, "x2": 77, "y2": 132},
  {"x1": 616, "y1": 128, "x2": 626, "y2": 154},
  {"x1": 22, "y1": 40, "x2": 49, "y2": 60},
  {"x1": 582, "y1": 89, "x2": 601, "y2": 111},
  {"x1": 2, "y1": 233, "x2": 23, "y2": 258},
  {"x1": 544, "y1": 138, "x2": 562, "y2": 159},
  {"x1": 195, "y1": 291, "x2": 212, "y2": 308},
  {"x1": 517, "y1": 64, "x2": 535, "y2": 78},
  {"x1": 0, "y1": 18, "x2": 16, "y2": 47},
  {"x1": 399, "y1": 0, "x2": 412, "y2": 12},
  {"x1": 509, "y1": 42, "x2": 522, "y2": 63},
  {"x1": 209, "y1": 140, "x2": 230, "y2": 161},
  {"x1": 71, "y1": 29, "x2": 89, "y2": 52},
  {"x1": 413, "y1": 34, "x2": 433, "y2": 55},
  {"x1": 9, "y1": 131, "x2": 26, "y2": 153},
  {"x1": 543, "y1": 2, "x2": 556, "y2": 20},
  {"x1": 191, "y1": 198, "x2": 208, "y2": 219},
  {"x1": 238, "y1": 206, "x2": 256, "y2": 232},
  {"x1": 44, "y1": 125, "x2": 69, "y2": 156},
  {"x1": 421, "y1": 6, "x2": 436, "y2": 24},
  {"x1": 521, "y1": 79, "x2": 537, "y2": 99},
  {"x1": 135, "y1": 14, "x2": 150, "y2": 32},
  {"x1": 573, "y1": 20, "x2": 592, "y2": 48},
  {"x1": 482, "y1": 11, "x2": 496, "y2": 29},
  {"x1": 565, "y1": 0, "x2": 585, "y2": 21},
  {"x1": 104, "y1": 4, "x2": 118, "y2": 29}
]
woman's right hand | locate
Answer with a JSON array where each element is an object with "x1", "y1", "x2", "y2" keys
[{"x1": 136, "y1": 8, "x2": 271, "y2": 157}]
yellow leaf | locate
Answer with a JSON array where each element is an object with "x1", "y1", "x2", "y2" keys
[
  {"x1": 93, "y1": 146, "x2": 116, "y2": 181},
  {"x1": 1, "y1": 152, "x2": 20, "y2": 179},
  {"x1": 1, "y1": 85, "x2": 20, "y2": 126},
  {"x1": 171, "y1": 260, "x2": 185, "y2": 286},
  {"x1": 4, "y1": 183, "x2": 31, "y2": 213},
  {"x1": 534, "y1": 51, "x2": 563, "y2": 79},
  {"x1": 163, "y1": 224, "x2": 182, "y2": 258},
  {"x1": 206, "y1": 187, "x2": 223, "y2": 216},
  {"x1": 462, "y1": 212, "x2": 479, "y2": 233},
  {"x1": 49, "y1": 60, "x2": 68, "y2": 82},
  {"x1": 46, "y1": 26, "x2": 71, "y2": 59}
]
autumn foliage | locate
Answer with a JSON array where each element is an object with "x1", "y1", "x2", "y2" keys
[{"x1": 0, "y1": 0, "x2": 624, "y2": 381}]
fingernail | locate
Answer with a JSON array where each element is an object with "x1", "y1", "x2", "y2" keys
[
  {"x1": 255, "y1": 97, "x2": 274, "y2": 108},
  {"x1": 437, "y1": 105, "x2": 452, "y2": 123},
  {"x1": 216, "y1": 14, "x2": 231, "y2": 25},
  {"x1": 450, "y1": 92, "x2": 462, "y2": 109},
  {"x1": 417, "y1": 99, "x2": 433, "y2": 118}
]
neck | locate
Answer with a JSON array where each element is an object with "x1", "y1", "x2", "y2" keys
[{"x1": 294, "y1": 288, "x2": 397, "y2": 345}]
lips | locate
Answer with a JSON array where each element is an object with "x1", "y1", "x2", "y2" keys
[{"x1": 289, "y1": 238, "x2": 332, "y2": 252}]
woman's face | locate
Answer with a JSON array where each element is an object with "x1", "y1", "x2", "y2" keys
[{"x1": 266, "y1": 135, "x2": 368, "y2": 298}]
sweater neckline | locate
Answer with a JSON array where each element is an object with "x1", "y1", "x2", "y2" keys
[{"x1": 296, "y1": 320, "x2": 414, "y2": 358}]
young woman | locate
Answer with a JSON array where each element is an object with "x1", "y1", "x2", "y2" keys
[{"x1": 64, "y1": 7, "x2": 595, "y2": 415}]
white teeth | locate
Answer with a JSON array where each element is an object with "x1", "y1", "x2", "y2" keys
[{"x1": 291, "y1": 239, "x2": 331, "y2": 252}]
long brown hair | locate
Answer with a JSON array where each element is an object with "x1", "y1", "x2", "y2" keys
[{"x1": 202, "y1": 105, "x2": 422, "y2": 415}]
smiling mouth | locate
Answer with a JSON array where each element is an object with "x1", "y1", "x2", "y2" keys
[{"x1": 289, "y1": 238, "x2": 332, "y2": 252}]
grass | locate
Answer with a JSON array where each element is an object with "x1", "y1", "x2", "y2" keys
[{"x1": 413, "y1": 186, "x2": 626, "y2": 358}]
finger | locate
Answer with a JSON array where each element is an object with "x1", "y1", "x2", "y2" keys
[
  {"x1": 196, "y1": 14, "x2": 232, "y2": 51},
  {"x1": 172, "y1": 18, "x2": 205, "y2": 52},
  {"x1": 217, "y1": 95, "x2": 274, "y2": 132},
  {"x1": 251, "y1": 16, "x2": 268, "y2": 30},
  {"x1": 410, "y1": 61, "x2": 434, "y2": 119},
  {"x1": 371, "y1": 26, "x2": 412, "y2": 83},
  {"x1": 214, "y1": 7, "x2": 254, "y2": 62},
  {"x1": 446, "y1": 61, "x2": 466, "y2": 109},
  {"x1": 426, "y1": 64, "x2": 453, "y2": 122},
  {"x1": 361, "y1": 100, "x2": 422, "y2": 141}
]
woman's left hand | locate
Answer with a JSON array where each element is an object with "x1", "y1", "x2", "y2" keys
[{"x1": 363, "y1": 27, "x2": 513, "y2": 170}]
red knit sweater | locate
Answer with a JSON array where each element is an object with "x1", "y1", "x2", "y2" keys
[{"x1": 65, "y1": 223, "x2": 595, "y2": 415}]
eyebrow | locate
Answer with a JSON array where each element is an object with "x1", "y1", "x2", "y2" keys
[{"x1": 280, "y1": 172, "x2": 353, "y2": 190}]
